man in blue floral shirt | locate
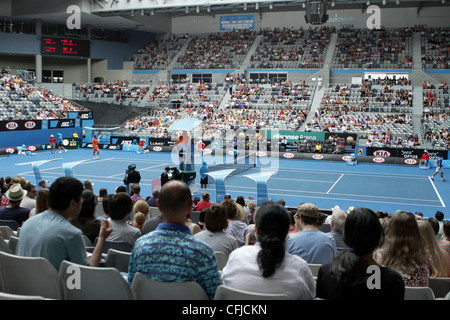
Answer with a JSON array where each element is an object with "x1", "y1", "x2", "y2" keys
[{"x1": 127, "y1": 180, "x2": 220, "y2": 299}]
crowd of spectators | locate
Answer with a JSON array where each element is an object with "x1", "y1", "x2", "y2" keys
[
  {"x1": 73, "y1": 81, "x2": 148, "y2": 104},
  {"x1": 174, "y1": 30, "x2": 256, "y2": 69},
  {"x1": 306, "y1": 106, "x2": 413, "y2": 135},
  {"x1": 147, "y1": 82, "x2": 223, "y2": 110},
  {"x1": 304, "y1": 81, "x2": 415, "y2": 144},
  {"x1": 331, "y1": 27, "x2": 413, "y2": 69},
  {"x1": 226, "y1": 79, "x2": 315, "y2": 112},
  {"x1": 250, "y1": 26, "x2": 333, "y2": 69},
  {"x1": 422, "y1": 111, "x2": 450, "y2": 149},
  {"x1": 422, "y1": 81, "x2": 449, "y2": 113},
  {"x1": 368, "y1": 76, "x2": 411, "y2": 86},
  {"x1": 415, "y1": 25, "x2": 449, "y2": 69},
  {"x1": 2, "y1": 173, "x2": 449, "y2": 300},
  {"x1": 123, "y1": 103, "x2": 308, "y2": 139},
  {"x1": 0, "y1": 67, "x2": 88, "y2": 121},
  {"x1": 133, "y1": 34, "x2": 189, "y2": 70}
]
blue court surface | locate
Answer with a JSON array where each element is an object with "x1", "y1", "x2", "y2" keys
[{"x1": 1, "y1": 148, "x2": 448, "y2": 220}]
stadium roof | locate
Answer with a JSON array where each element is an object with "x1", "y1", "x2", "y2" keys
[
  {"x1": 2, "y1": 0, "x2": 449, "y2": 34},
  {"x1": 88, "y1": 0, "x2": 450, "y2": 16}
]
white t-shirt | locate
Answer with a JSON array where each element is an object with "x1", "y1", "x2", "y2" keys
[
  {"x1": 20, "y1": 196, "x2": 36, "y2": 210},
  {"x1": 221, "y1": 242, "x2": 316, "y2": 300}
]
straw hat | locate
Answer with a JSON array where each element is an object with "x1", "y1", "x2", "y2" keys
[{"x1": 6, "y1": 184, "x2": 26, "y2": 201}]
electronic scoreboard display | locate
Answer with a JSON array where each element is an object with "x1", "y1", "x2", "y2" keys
[{"x1": 41, "y1": 36, "x2": 90, "y2": 57}]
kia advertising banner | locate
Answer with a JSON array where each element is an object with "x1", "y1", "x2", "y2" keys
[
  {"x1": 0, "y1": 120, "x2": 42, "y2": 131},
  {"x1": 364, "y1": 147, "x2": 447, "y2": 160}
]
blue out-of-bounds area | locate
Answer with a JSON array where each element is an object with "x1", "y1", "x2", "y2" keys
[{"x1": 1, "y1": 148, "x2": 448, "y2": 221}]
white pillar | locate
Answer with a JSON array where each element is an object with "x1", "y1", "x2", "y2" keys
[
  {"x1": 35, "y1": 19, "x2": 43, "y2": 83},
  {"x1": 87, "y1": 25, "x2": 92, "y2": 83},
  {"x1": 87, "y1": 58, "x2": 91, "y2": 83},
  {"x1": 35, "y1": 54, "x2": 42, "y2": 83}
]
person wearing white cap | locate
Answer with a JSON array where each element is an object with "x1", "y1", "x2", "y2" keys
[
  {"x1": 0, "y1": 184, "x2": 30, "y2": 229},
  {"x1": 49, "y1": 134, "x2": 56, "y2": 154},
  {"x1": 137, "y1": 139, "x2": 146, "y2": 154},
  {"x1": 419, "y1": 150, "x2": 430, "y2": 168}
]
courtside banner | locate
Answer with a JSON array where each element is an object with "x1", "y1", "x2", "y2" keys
[
  {"x1": 48, "y1": 119, "x2": 76, "y2": 129},
  {"x1": 0, "y1": 120, "x2": 42, "y2": 131},
  {"x1": 147, "y1": 137, "x2": 177, "y2": 147},
  {"x1": 364, "y1": 147, "x2": 447, "y2": 160},
  {"x1": 267, "y1": 130, "x2": 325, "y2": 142},
  {"x1": 110, "y1": 136, "x2": 178, "y2": 147}
]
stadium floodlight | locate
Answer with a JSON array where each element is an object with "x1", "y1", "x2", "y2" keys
[{"x1": 304, "y1": 0, "x2": 328, "y2": 25}]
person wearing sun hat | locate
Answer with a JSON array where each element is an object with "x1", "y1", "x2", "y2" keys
[{"x1": 0, "y1": 183, "x2": 30, "y2": 229}]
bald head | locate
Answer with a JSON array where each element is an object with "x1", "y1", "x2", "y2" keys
[{"x1": 157, "y1": 180, "x2": 193, "y2": 220}]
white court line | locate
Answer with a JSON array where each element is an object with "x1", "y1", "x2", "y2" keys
[
  {"x1": 324, "y1": 191, "x2": 439, "y2": 203},
  {"x1": 225, "y1": 184, "x2": 437, "y2": 202},
  {"x1": 429, "y1": 176, "x2": 446, "y2": 208},
  {"x1": 17, "y1": 157, "x2": 116, "y2": 176},
  {"x1": 327, "y1": 174, "x2": 344, "y2": 194},
  {"x1": 102, "y1": 157, "x2": 165, "y2": 163},
  {"x1": 226, "y1": 184, "x2": 439, "y2": 203},
  {"x1": 270, "y1": 177, "x2": 336, "y2": 183},
  {"x1": 267, "y1": 166, "x2": 430, "y2": 179},
  {"x1": 224, "y1": 184, "x2": 444, "y2": 208}
]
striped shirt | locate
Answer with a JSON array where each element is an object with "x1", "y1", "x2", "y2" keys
[
  {"x1": 127, "y1": 222, "x2": 220, "y2": 299},
  {"x1": 438, "y1": 239, "x2": 450, "y2": 256}
]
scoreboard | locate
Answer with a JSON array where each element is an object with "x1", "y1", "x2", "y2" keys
[{"x1": 41, "y1": 36, "x2": 90, "y2": 57}]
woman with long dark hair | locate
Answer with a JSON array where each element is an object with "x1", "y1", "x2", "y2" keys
[
  {"x1": 316, "y1": 208, "x2": 405, "y2": 299},
  {"x1": 221, "y1": 202, "x2": 315, "y2": 299}
]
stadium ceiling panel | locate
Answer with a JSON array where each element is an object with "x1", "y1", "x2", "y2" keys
[{"x1": 89, "y1": 0, "x2": 449, "y2": 17}]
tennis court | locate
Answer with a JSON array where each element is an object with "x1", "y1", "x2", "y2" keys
[{"x1": 2, "y1": 148, "x2": 448, "y2": 219}]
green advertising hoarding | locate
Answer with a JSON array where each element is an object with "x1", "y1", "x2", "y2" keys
[{"x1": 267, "y1": 131, "x2": 325, "y2": 142}]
